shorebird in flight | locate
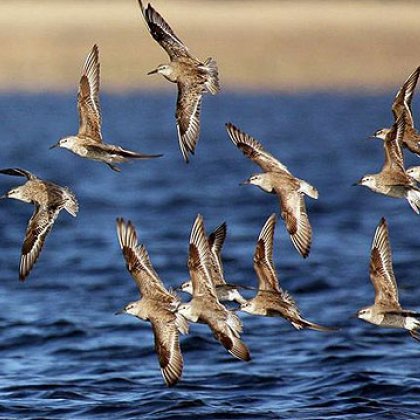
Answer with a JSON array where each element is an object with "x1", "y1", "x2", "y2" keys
[
  {"x1": 357, "y1": 218, "x2": 420, "y2": 342},
  {"x1": 239, "y1": 214, "x2": 336, "y2": 332},
  {"x1": 356, "y1": 113, "x2": 420, "y2": 213},
  {"x1": 178, "y1": 222, "x2": 247, "y2": 305},
  {"x1": 138, "y1": 1, "x2": 220, "y2": 162},
  {"x1": 177, "y1": 215, "x2": 251, "y2": 361},
  {"x1": 371, "y1": 66, "x2": 420, "y2": 156},
  {"x1": 51, "y1": 44, "x2": 162, "y2": 172},
  {"x1": 226, "y1": 122, "x2": 319, "y2": 258},
  {"x1": 116, "y1": 218, "x2": 189, "y2": 386},
  {"x1": 0, "y1": 168, "x2": 78, "y2": 281}
]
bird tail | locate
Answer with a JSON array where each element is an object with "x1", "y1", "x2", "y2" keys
[
  {"x1": 116, "y1": 147, "x2": 163, "y2": 160},
  {"x1": 203, "y1": 57, "x2": 220, "y2": 95},
  {"x1": 299, "y1": 180, "x2": 319, "y2": 199},
  {"x1": 63, "y1": 188, "x2": 79, "y2": 217},
  {"x1": 296, "y1": 318, "x2": 338, "y2": 332},
  {"x1": 406, "y1": 188, "x2": 420, "y2": 214}
]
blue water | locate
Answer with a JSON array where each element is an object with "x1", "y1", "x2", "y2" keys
[{"x1": 0, "y1": 92, "x2": 419, "y2": 419}]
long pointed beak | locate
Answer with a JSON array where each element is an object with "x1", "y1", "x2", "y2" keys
[
  {"x1": 351, "y1": 311, "x2": 360, "y2": 319},
  {"x1": 115, "y1": 309, "x2": 125, "y2": 315},
  {"x1": 0, "y1": 194, "x2": 7, "y2": 200},
  {"x1": 147, "y1": 68, "x2": 158, "y2": 75},
  {"x1": 352, "y1": 183, "x2": 359, "y2": 187},
  {"x1": 239, "y1": 180, "x2": 250, "y2": 186},
  {"x1": 368, "y1": 135, "x2": 377, "y2": 139},
  {"x1": 49, "y1": 142, "x2": 59, "y2": 150}
]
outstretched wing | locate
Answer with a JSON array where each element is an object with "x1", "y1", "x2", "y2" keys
[
  {"x1": 188, "y1": 214, "x2": 218, "y2": 299},
  {"x1": 369, "y1": 218, "x2": 401, "y2": 309},
  {"x1": 20, "y1": 205, "x2": 59, "y2": 281},
  {"x1": 382, "y1": 112, "x2": 406, "y2": 174},
  {"x1": 226, "y1": 122, "x2": 290, "y2": 174},
  {"x1": 78, "y1": 44, "x2": 102, "y2": 142},
  {"x1": 208, "y1": 222, "x2": 227, "y2": 284},
  {"x1": 0, "y1": 168, "x2": 36, "y2": 180},
  {"x1": 176, "y1": 82, "x2": 203, "y2": 163},
  {"x1": 138, "y1": 0, "x2": 191, "y2": 60},
  {"x1": 278, "y1": 191, "x2": 312, "y2": 259},
  {"x1": 392, "y1": 66, "x2": 420, "y2": 127},
  {"x1": 116, "y1": 218, "x2": 168, "y2": 298},
  {"x1": 150, "y1": 313, "x2": 184, "y2": 387},
  {"x1": 253, "y1": 214, "x2": 281, "y2": 292}
]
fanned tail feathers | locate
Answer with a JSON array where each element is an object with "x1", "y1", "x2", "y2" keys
[{"x1": 203, "y1": 57, "x2": 220, "y2": 95}]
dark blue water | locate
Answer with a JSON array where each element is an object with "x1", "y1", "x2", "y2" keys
[{"x1": 0, "y1": 92, "x2": 419, "y2": 419}]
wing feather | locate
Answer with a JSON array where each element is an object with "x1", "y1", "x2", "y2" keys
[
  {"x1": 20, "y1": 206, "x2": 59, "y2": 281},
  {"x1": 253, "y1": 214, "x2": 281, "y2": 292},
  {"x1": 278, "y1": 191, "x2": 312, "y2": 258},
  {"x1": 176, "y1": 82, "x2": 203, "y2": 162},
  {"x1": 150, "y1": 314, "x2": 184, "y2": 387},
  {"x1": 188, "y1": 215, "x2": 218, "y2": 299},
  {"x1": 139, "y1": 0, "x2": 190, "y2": 60},
  {"x1": 226, "y1": 123, "x2": 290, "y2": 174},
  {"x1": 392, "y1": 66, "x2": 420, "y2": 127},
  {"x1": 78, "y1": 44, "x2": 102, "y2": 142},
  {"x1": 116, "y1": 218, "x2": 169, "y2": 298},
  {"x1": 369, "y1": 218, "x2": 400, "y2": 308}
]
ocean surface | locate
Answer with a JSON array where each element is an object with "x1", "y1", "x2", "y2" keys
[{"x1": 0, "y1": 92, "x2": 419, "y2": 419}]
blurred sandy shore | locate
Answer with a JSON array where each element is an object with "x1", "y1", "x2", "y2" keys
[{"x1": 0, "y1": 0, "x2": 420, "y2": 92}]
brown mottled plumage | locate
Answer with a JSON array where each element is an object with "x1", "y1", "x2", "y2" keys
[
  {"x1": 0, "y1": 168, "x2": 78, "y2": 281},
  {"x1": 240, "y1": 214, "x2": 336, "y2": 332},
  {"x1": 372, "y1": 66, "x2": 420, "y2": 155},
  {"x1": 357, "y1": 218, "x2": 420, "y2": 342},
  {"x1": 357, "y1": 113, "x2": 420, "y2": 213},
  {"x1": 51, "y1": 45, "x2": 162, "y2": 171},
  {"x1": 178, "y1": 222, "x2": 247, "y2": 304},
  {"x1": 116, "y1": 218, "x2": 189, "y2": 386},
  {"x1": 138, "y1": 1, "x2": 220, "y2": 162},
  {"x1": 226, "y1": 122, "x2": 318, "y2": 258},
  {"x1": 177, "y1": 215, "x2": 251, "y2": 361}
]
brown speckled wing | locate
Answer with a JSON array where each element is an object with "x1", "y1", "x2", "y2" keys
[
  {"x1": 392, "y1": 66, "x2": 420, "y2": 127},
  {"x1": 139, "y1": 0, "x2": 191, "y2": 60},
  {"x1": 20, "y1": 206, "x2": 59, "y2": 281},
  {"x1": 278, "y1": 191, "x2": 312, "y2": 259},
  {"x1": 150, "y1": 314, "x2": 184, "y2": 387},
  {"x1": 226, "y1": 122, "x2": 290, "y2": 174},
  {"x1": 369, "y1": 218, "x2": 401, "y2": 309},
  {"x1": 176, "y1": 82, "x2": 203, "y2": 162},
  {"x1": 78, "y1": 44, "x2": 102, "y2": 142},
  {"x1": 116, "y1": 218, "x2": 169, "y2": 298}
]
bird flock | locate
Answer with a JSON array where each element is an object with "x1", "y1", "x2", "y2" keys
[{"x1": 1, "y1": 1, "x2": 420, "y2": 387}]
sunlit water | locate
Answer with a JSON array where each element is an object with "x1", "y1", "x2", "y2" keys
[{"x1": 0, "y1": 92, "x2": 419, "y2": 419}]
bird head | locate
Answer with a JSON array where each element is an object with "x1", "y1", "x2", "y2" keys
[
  {"x1": 370, "y1": 128, "x2": 389, "y2": 140},
  {"x1": 50, "y1": 136, "x2": 78, "y2": 151},
  {"x1": 177, "y1": 280, "x2": 193, "y2": 295}
]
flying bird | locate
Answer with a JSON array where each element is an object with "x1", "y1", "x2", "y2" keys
[
  {"x1": 356, "y1": 113, "x2": 420, "y2": 213},
  {"x1": 116, "y1": 218, "x2": 189, "y2": 386},
  {"x1": 51, "y1": 44, "x2": 162, "y2": 171},
  {"x1": 178, "y1": 222, "x2": 247, "y2": 304},
  {"x1": 239, "y1": 214, "x2": 336, "y2": 332},
  {"x1": 0, "y1": 168, "x2": 78, "y2": 281},
  {"x1": 226, "y1": 122, "x2": 319, "y2": 258},
  {"x1": 371, "y1": 66, "x2": 420, "y2": 156},
  {"x1": 177, "y1": 215, "x2": 251, "y2": 361},
  {"x1": 138, "y1": 0, "x2": 220, "y2": 162},
  {"x1": 357, "y1": 218, "x2": 420, "y2": 342}
]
